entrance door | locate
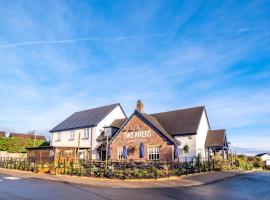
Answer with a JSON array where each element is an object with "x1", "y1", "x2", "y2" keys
[{"x1": 101, "y1": 150, "x2": 106, "y2": 161}]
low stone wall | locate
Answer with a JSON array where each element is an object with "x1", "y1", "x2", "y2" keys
[{"x1": 0, "y1": 151, "x2": 26, "y2": 158}]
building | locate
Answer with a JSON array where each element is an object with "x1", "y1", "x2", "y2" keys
[
  {"x1": 256, "y1": 153, "x2": 270, "y2": 166},
  {"x1": 49, "y1": 103, "x2": 126, "y2": 161},
  {"x1": 205, "y1": 129, "x2": 229, "y2": 160},
  {"x1": 10, "y1": 133, "x2": 46, "y2": 141},
  {"x1": 107, "y1": 100, "x2": 229, "y2": 162}
]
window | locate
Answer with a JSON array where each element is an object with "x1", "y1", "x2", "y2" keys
[
  {"x1": 56, "y1": 132, "x2": 61, "y2": 141},
  {"x1": 117, "y1": 148, "x2": 123, "y2": 160},
  {"x1": 84, "y1": 128, "x2": 90, "y2": 139},
  {"x1": 148, "y1": 147, "x2": 160, "y2": 160},
  {"x1": 70, "y1": 131, "x2": 75, "y2": 140}
]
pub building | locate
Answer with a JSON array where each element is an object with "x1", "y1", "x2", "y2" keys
[
  {"x1": 26, "y1": 101, "x2": 229, "y2": 162},
  {"x1": 107, "y1": 101, "x2": 229, "y2": 162}
]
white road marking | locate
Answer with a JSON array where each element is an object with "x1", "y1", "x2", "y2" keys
[{"x1": 3, "y1": 177, "x2": 21, "y2": 180}]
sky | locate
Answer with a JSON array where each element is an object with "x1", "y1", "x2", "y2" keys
[{"x1": 0, "y1": 0, "x2": 269, "y2": 155}]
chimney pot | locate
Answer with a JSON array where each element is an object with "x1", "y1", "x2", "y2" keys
[{"x1": 136, "y1": 100, "x2": 144, "y2": 113}]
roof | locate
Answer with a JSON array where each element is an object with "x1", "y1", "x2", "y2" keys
[
  {"x1": 256, "y1": 153, "x2": 270, "y2": 157},
  {"x1": 10, "y1": 133, "x2": 46, "y2": 140},
  {"x1": 50, "y1": 103, "x2": 124, "y2": 132},
  {"x1": 110, "y1": 118, "x2": 127, "y2": 128},
  {"x1": 205, "y1": 129, "x2": 226, "y2": 147},
  {"x1": 110, "y1": 110, "x2": 180, "y2": 145},
  {"x1": 151, "y1": 106, "x2": 205, "y2": 136},
  {"x1": 141, "y1": 113, "x2": 179, "y2": 145},
  {"x1": 110, "y1": 106, "x2": 204, "y2": 136},
  {"x1": 109, "y1": 106, "x2": 206, "y2": 137}
]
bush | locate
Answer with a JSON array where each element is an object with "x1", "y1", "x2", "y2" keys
[{"x1": 0, "y1": 137, "x2": 46, "y2": 153}]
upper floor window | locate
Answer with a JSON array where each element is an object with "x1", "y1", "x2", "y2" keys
[
  {"x1": 56, "y1": 132, "x2": 61, "y2": 141},
  {"x1": 148, "y1": 147, "x2": 160, "y2": 160},
  {"x1": 117, "y1": 148, "x2": 123, "y2": 160},
  {"x1": 70, "y1": 131, "x2": 75, "y2": 140},
  {"x1": 84, "y1": 128, "x2": 90, "y2": 139}
]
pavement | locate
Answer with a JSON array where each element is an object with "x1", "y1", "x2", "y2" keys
[
  {"x1": 0, "y1": 171, "x2": 269, "y2": 200},
  {"x1": 0, "y1": 168, "x2": 244, "y2": 188}
]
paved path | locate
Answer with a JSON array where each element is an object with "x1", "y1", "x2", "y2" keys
[
  {"x1": 0, "y1": 168, "x2": 243, "y2": 188},
  {"x1": 0, "y1": 172, "x2": 269, "y2": 200}
]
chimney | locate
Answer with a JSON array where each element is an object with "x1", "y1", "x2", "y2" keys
[{"x1": 136, "y1": 100, "x2": 144, "y2": 113}]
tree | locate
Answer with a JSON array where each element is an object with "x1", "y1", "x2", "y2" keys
[{"x1": 183, "y1": 144, "x2": 189, "y2": 154}]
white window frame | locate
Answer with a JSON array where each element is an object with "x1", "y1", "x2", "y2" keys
[
  {"x1": 148, "y1": 147, "x2": 160, "y2": 160},
  {"x1": 83, "y1": 128, "x2": 90, "y2": 139},
  {"x1": 56, "y1": 132, "x2": 61, "y2": 142},
  {"x1": 70, "y1": 131, "x2": 75, "y2": 140},
  {"x1": 117, "y1": 148, "x2": 123, "y2": 160}
]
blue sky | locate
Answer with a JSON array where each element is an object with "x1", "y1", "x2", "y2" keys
[{"x1": 0, "y1": 0, "x2": 269, "y2": 154}]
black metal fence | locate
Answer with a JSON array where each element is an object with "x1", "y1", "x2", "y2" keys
[{"x1": 0, "y1": 157, "x2": 215, "y2": 179}]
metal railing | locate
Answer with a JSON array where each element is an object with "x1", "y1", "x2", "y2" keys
[{"x1": 0, "y1": 157, "x2": 215, "y2": 179}]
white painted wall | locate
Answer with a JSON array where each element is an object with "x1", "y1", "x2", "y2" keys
[
  {"x1": 175, "y1": 135, "x2": 196, "y2": 162},
  {"x1": 174, "y1": 109, "x2": 210, "y2": 162},
  {"x1": 260, "y1": 154, "x2": 270, "y2": 162},
  {"x1": 93, "y1": 105, "x2": 126, "y2": 159},
  {"x1": 51, "y1": 127, "x2": 94, "y2": 148},
  {"x1": 195, "y1": 109, "x2": 210, "y2": 159},
  {"x1": 51, "y1": 105, "x2": 126, "y2": 160}
]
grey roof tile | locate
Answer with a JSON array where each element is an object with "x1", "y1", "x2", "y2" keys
[{"x1": 50, "y1": 103, "x2": 121, "y2": 132}]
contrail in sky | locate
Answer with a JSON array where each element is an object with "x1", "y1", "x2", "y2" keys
[{"x1": 0, "y1": 33, "x2": 170, "y2": 49}]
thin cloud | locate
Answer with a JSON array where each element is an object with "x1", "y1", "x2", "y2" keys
[{"x1": 0, "y1": 33, "x2": 170, "y2": 49}]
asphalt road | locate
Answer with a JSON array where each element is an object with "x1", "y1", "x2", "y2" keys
[{"x1": 0, "y1": 172, "x2": 269, "y2": 200}]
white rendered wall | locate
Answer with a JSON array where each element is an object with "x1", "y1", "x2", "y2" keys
[
  {"x1": 174, "y1": 135, "x2": 196, "y2": 162},
  {"x1": 51, "y1": 127, "x2": 94, "y2": 148},
  {"x1": 93, "y1": 105, "x2": 126, "y2": 159},
  {"x1": 195, "y1": 109, "x2": 210, "y2": 159},
  {"x1": 261, "y1": 154, "x2": 270, "y2": 161},
  {"x1": 51, "y1": 105, "x2": 126, "y2": 160}
]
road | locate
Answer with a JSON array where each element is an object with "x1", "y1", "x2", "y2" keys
[{"x1": 0, "y1": 172, "x2": 269, "y2": 200}]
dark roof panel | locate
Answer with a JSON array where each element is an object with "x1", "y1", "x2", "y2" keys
[
  {"x1": 205, "y1": 129, "x2": 226, "y2": 147},
  {"x1": 141, "y1": 113, "x2": 180, "y2": 145},
  {"x1": 50, "y1": 103, "x2": 121, "y2": 132},
  {"x1": 109, "y1": 106, "x2": 205, "y2": 137},
  {"x1": 150, "y1": 106, "x2": 204, "y2": 136},
  {"x1": 110, "y1": 118, "x2": 127, "y2": 128}
]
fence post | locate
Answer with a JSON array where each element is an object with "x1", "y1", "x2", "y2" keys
[
  {"x1": 185, "y1": 157, "x2": 188, "y2": 175},
  {"x1": 155, "y1": 157, "x2": 157, "y2": 180},
  {"x1": 79, "y1": 160, "x2": 82, "y2": 176},
  {"x1": 191, "y1": 158, "x2": 194, "y2": 174},
  {"x1": 63, "y1": 159, "x2": 66, "y2": 175},
  {"x1": 89, "y1": 160, "x2": 92, "y2": 177},
  {"x1": 123, "y1": 160, "x2": 126, "y2": 180},
  {"x1": 203, "y1": 159, "x2": 206, "y2": 173},
  {"x1": 71, "y1": 161, "x2": 73, "y2": 175},
  {"x1": 167, "y1": 158, "x2": 169, "y2": 178}
]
